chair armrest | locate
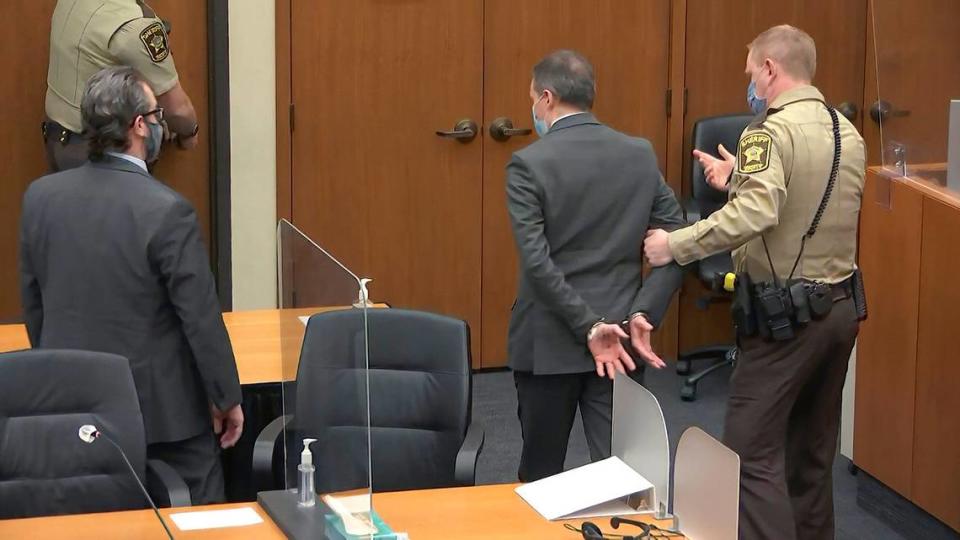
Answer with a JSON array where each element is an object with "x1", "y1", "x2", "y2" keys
[
  {"x1": 147, "y1": 459, "x2": 192, "y2": 508},
  {"x1": 454, "y1": 422, "x2": 485, "y2": 486},
  {"x1": 682, "y1": 198, "x2": 702, "y2": 225},
  {"x1": 678, "y1": 345, "x2": 734, "y2": 361},
  {"x1": 253, "y1": 414, "x2": 292, "y2": 492}
]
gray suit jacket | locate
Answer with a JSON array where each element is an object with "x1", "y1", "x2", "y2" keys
[
  {"x1": 506, "y1": 113, "x2": 685, "y2": 375},
  {"x1": 19, "y1": 156, "x2": 241, "y2": 444}
]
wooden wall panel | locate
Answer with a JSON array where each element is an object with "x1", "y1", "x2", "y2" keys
[
  {"x1": 150, "y1": 0, "x2": 211, "y2": 245},
  {"x1": 0, "y1": 2, "x2": 56, "y2": 323},
  {"x1": 913, "y1": 196, "x2": 960, "y2": 530},
  {"x1": 854, "y1": 171, "x2": 923, "y2": 497},
  {"x1": 869, "y1": 0, "x2": 960, "y2": 169}
]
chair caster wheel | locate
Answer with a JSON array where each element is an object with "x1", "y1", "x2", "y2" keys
[
  {"x1": 676, "y1": 360, "x2": 691, "y2": 376},
  {"x1": 680, "y1": 383, "x2": 697, "y2": 402}
]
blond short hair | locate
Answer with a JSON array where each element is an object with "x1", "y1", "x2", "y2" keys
[{"x1": 748, "y1": 25, "x2": 817, "y2": 81}]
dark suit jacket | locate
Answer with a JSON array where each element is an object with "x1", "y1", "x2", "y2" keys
[
  {"x1": 19, "y1": 156, "x2": 241, "y2": 444},
  {"x1": 507, "y1": 113, "x2": 685, "y2": 375}
]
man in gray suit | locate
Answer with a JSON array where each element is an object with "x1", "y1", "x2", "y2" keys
[
  {"x1": 19, "y1": 66, "x2": 242, "y2": 504},
  {"x1": 507, "y1": 50, "x2": 684, "y2": 482}
]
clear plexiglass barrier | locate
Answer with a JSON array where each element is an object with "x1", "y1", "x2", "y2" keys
[
  {"x1": 274, "y1": 219, "x2": 381, "y2": 537},
  {"x1": 872, "y1": 2, "x2": 960, "y2": 195}
]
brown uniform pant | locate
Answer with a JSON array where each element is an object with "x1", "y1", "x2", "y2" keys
[
  {"x1": 723, "y1": 297, "x2": 858, "y2": 540},
  {"x1": 42, "y1": 120, "x2": 87, "y2": 173}
]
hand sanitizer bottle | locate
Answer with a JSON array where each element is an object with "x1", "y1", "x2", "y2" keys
[{"x1": 298, "y1": 438, "x2": 317, "y2": 507}]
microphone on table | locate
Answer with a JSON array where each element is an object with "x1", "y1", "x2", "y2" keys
[{"x1": 78, "y1": 425, "x2": 175, "y2": 540}]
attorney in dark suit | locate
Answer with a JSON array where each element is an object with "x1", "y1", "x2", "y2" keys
[
  {"x1": 18, "y1": 66, "x2": 242, "y2": 504},
  {"x1": 507, "y1": 50, "x2": 685, "y2": 482}
]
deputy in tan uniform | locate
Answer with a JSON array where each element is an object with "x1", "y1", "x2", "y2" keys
[
  {"x1": 43, "y1": 0, "x2": 199, "y2": 172},
  {"x1": 644, "y1": 25, "x2": 866, "y2": 540}
]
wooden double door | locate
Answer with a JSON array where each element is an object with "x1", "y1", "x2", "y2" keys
[
  {"x1": 280, "y1": 0, "x2": 926, "y2": 368},
  {"x1": 283, "y1": 0, "x2": 672, "y2": 368}
]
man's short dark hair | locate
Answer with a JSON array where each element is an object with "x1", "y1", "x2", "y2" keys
[
  {"x1": 80, "y1": 66, "x2": 152, "y2": 160},
  {"x1": 532, "y1": 50, "x2": 596, "y2": 110}
]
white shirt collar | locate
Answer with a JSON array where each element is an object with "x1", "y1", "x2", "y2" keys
[{"x1": 105, "y1": 152, "x2": 148, "y2": 172}]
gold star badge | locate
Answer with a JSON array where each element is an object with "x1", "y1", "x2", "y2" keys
[
  {"x1": 139, "y1": 22, "x2": 170, "y2": 63},
  {"x1": 738, "y1": 132, "x2": 773, "y2": 174},
  {"x1": 743, "y1": 145, "x2": 765, "y2": 164}
]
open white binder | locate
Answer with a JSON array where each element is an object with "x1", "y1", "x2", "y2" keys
[
  {"x1": 515, "y1": 373, "x2": 669, "y2": 520},
  {"x1": 515, "y1": 373, "x2": 741, "y2": 540}
]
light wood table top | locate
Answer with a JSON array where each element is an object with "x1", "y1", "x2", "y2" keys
[
  {"x1": 0, "y1": 503, "x2": 283, "y2": 539},
  {"x1": 0, "y1": 323, "x2": 27, "y2": 354},
  {"x1": 0, "y1": 306, "x2": 385, "y2": 385},
  {"x1": 374, "y1": 483, "x2": 682, "y2": 539},
  {"x1": 0, "y1": 484, "x2": 682, "y2": 539}
]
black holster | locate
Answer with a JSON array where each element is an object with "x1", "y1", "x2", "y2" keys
[
  {"x1": 731, "y1": 274, "x2": 847, "y2": 342},
  {"x1": 851, "y1": 268, "x2": 868, "y2": 321}
]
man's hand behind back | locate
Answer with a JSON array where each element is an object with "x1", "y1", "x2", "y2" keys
[
  {"x1": 211, "y1": 403, "x2": 244, "y2": 449},
  {"x1": 587, "y1": 323, "x2": 636, "y2": 380}
]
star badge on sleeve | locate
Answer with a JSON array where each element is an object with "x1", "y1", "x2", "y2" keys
[
  {"x1": 738, "y1": 132, "x2": 772, "y2": 174},
  {"x1": 139, "y1": 22, "x2": 169, "y2": 63}
]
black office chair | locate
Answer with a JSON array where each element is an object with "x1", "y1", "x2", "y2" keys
[
  {"x1": 253, "y1": 308, "x2": 484, "y2": 493},
  {"x1": 676, "y1": 114, "x2": 753, "y2": 402},
  {"x1": 0, "y1": 349, "x2": 190, "y2": 519}
]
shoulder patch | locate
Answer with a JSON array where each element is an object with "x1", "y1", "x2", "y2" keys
[
  {"x1": 139, "y1": 21, "x2": 169, "y2": 63},
  {"x1": 737, "y1": 132, "x2": 772, "y2": 174}
]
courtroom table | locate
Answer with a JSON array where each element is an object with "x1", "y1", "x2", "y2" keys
[
  {"x1": 0, "y1": 484, "x2": 683, "y2": 539},
  {"x1": 0, "y1": 307, "x2": 369, "y2": 384},
  {"x1": 0, "y1": 306, "x2": 385, "y2": 502}
]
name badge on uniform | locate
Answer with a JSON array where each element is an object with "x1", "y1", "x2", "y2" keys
[
  {"x1": 738, "y1": 132, "x2": 772, "y2": 174},
  {"x1": 140, "y1": 22, "x2": 170, "y2": 63}
]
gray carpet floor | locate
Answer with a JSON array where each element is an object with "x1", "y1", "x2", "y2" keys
[{"x1": 472, "y1": 362, "x2": 906, "y2": 540}]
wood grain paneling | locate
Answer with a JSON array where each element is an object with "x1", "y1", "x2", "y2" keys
[
  {"x1": 276, "y1": 0, "x2": 292, "y2": 222},
  {"x1": 150, "y1": 0, "x2": 212, "y2": 244},
  {"x1": 854, "y1": 170, "x2": 923, "y2": 498},
  {"x1": 480, "y1": 0, "x2": 671, "y2": 368},
  {"x1": 0, "y1": 2, "x2": 56, "y2": 323},
  {"x1": 289, "y1": 0, "x2": 484, "y2": 366},
  {"x1": 870, "y1": 0, "x2": 960, "y2": 170},
  {"x1": 676, "y1": 273, "x2": 735, "y2": 350},
  {"x1": 913, "y1": 196, "x2": 960, "y2": 530}
]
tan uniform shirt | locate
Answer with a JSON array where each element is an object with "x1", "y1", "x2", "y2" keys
[
  {"x1": 46, "y1": 0, "x2": 178, "y2": 133},
  {"x1": 669, "y1": 85, "x2": 866, "y2": 284}
]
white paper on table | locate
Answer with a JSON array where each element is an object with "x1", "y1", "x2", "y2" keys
[
  {"x1": 169, "y1": 507, "x2": 263, "y2": 531},
  {"x1": 299, "y1": 315, "x2": 310, "y2": 326},
  {"x1": 515, "y1": 456, "x2": 654, "y2": 521}
]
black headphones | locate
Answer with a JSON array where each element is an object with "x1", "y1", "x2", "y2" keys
[{"x1": 568, "y1": 517, "x2": 682, "y2": 540}]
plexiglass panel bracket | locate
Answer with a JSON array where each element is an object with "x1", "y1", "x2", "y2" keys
[{"x1": 353, "y1": 278, "x2": 375, "y2": 308}]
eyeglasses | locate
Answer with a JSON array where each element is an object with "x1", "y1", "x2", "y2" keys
[
  {"x1": 140, "y1": 107, "x2": 164, "y2": 122},
  {"x1": 565, "y1": 517, "x2": 683, "y2": 540}
]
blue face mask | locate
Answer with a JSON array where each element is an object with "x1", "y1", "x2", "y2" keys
[
  {"x1": 531, "y1": 94, "x2": 549, "y2": 137},
  {"x1": 747, "y1": 80, "x2": 767, "y2": 116},
  {"x1": 145, "y1": 120, "x2": 163, "y2": 162}
]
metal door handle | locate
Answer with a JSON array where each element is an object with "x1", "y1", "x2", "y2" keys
[
  {"x1": 836, "y1": 102, "x2": 858, "y2": 122},
  {"x1": 435, "y1": 119, "x2": 479, "y2": 143},
  {"x1": 489, "y1": 117, "x2": 532, "y2": 142},
  {"x1": 869, "y1": 100, "x2": 910, "y2": 124}
]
